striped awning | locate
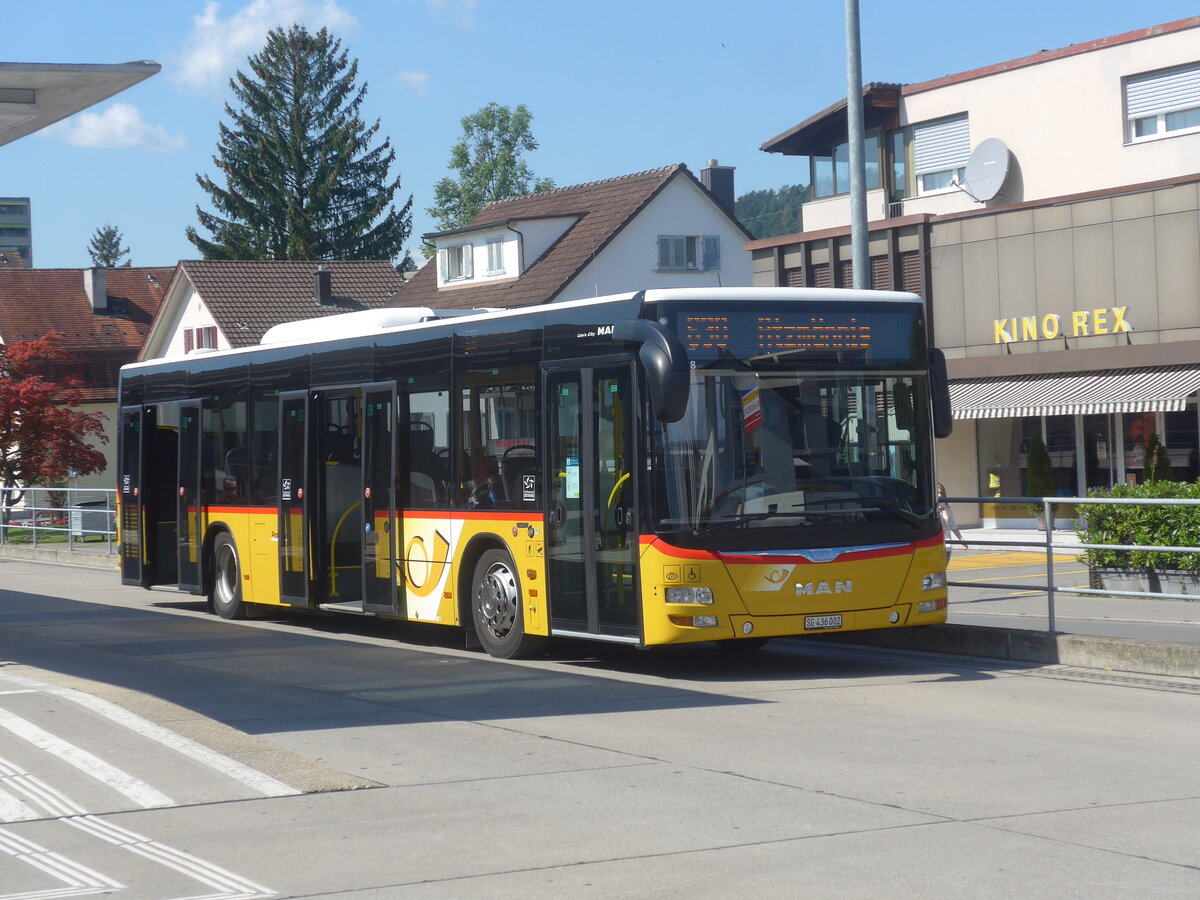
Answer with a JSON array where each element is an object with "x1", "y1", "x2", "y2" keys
[{"x1": 950, "y1": 366, "x2": 1200, "y2": 419}]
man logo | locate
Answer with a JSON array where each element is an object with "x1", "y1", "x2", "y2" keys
[{"x1": 796, "y1": 580, "x2": 852, "y2": 596}]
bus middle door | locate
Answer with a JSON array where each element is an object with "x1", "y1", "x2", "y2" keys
[
  {"x1": 361, "y1": 382, "x2": 400, "y2": 615},
  {"x1": 544, "y1": 361, "x2": 641, "y2": 642},
  {"x1": 278, "y1": 390, "x2": 314, "y2": 606}
]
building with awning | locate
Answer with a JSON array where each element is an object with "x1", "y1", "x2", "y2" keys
[{"x1": 747, "y1": 16, "x2": 1200, "y2": 526}]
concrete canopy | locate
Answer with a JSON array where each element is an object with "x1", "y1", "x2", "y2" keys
[{"x1": 0, "y1": 61, "x2": 161, "y2": 147}]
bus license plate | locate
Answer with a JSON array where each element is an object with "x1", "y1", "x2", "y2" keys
[{"x1": 805, "y1": 614, "x2": 842, "y2": 631}]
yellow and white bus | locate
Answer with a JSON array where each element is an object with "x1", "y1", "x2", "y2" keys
[{"x1": 118, "y1": 287, "x2": 953, "y2": 657}]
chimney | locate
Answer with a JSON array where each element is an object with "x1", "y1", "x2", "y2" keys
[
  {"x1": 700, "y1": 159, "x2": 735, "y2": 215},
  {"x1": 84, "y1": 267, "x2": 108, "y2": 312},
  {"x1": 314, "y1": 265, "x2": 333, "y2": 306}
]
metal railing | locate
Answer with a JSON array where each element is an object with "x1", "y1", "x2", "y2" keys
[
  {"x1": 944, "y1": 494, "x2": 1200, "y2": 632},
  {"x1": 0, "y1": 486, "x2": 117, "y2": 554}
]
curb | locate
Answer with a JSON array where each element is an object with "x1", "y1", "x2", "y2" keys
[
  {"x1": 813, "y1": 623, "x2": 1200, "y2": 678},
  {"x1": 0, "y1": 544, "x2": 119, "y2": 570}
]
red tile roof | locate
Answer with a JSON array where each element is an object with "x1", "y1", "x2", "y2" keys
[
  {"x1": 397, "y1": 165, "x2": 720, "y2": 310},
  {"x1": 0, "y1": 266, "x2": 171, "y2": 401},
  {"x1": 175, "y1": 259, "x2": 404, "y2": 348}
]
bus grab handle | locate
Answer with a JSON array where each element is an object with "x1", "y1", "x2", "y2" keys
[{"x1": 613, "y1": 319, "x2": 689, "y2": 423}]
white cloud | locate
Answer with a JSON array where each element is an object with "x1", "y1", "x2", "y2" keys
[
  {"x1": 421, "y1": 0, "x2": 477, "y2": 30},
  {"x1": 396, "y1": 70, "x2": 431, "y2": 98},
  {"x1": 171, "y1": 0, "x2": 359, "y2": 94},
  {"x1": 41, "y1": 103, "x2": 187, "y2": 152}
]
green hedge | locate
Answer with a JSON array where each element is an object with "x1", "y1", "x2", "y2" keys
[{"x1": 1078, "y1": 481, "x2": 1200, "y2": 571}]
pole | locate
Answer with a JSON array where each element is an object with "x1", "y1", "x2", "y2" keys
[{"x1": 845, "y1": 0, "x2": 870, "y2": 289}]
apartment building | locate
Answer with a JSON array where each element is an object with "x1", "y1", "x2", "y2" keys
[{"x1": 749, "y1": 16, "x2": 1200, "y2": 525}]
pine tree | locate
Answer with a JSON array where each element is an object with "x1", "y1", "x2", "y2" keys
[
  {"x1": 87, "y1": 224, "x2": 130, "y2": 267},
  {"x1": 427, "y1": 103, "x2": 554, "y2": 240},
  {"x1": 187, "y1": 25, "x2": 412, "y2": 265}
]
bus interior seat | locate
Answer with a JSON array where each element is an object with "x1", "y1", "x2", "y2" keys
[{"x1": 500, "y1": 446, "x2": 537, "y2": 504}]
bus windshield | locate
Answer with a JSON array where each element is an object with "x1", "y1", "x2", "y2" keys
[{"x1": 654, "y1": 366, "x2": 935, "y2": 536}]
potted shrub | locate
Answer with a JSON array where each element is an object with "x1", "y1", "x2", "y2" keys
[
  {"x1": 1025, "y1": 432, "x2": 1056, "y2": 530},
  {"x1": 1079, "y1": 480, "x2": 1200, "y2": 596}
]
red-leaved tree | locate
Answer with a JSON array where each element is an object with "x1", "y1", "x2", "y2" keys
[{"x1": 0, "y1": 333, "x2": 108, "y2": 516}]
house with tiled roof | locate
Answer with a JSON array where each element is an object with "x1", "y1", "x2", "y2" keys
[
  {"x1": 0, "y1": 265, "x2": 171, "y2": 486},
  {"x1": 400, "y1": 162, "x2": 752, "y2": 310},
  {"x1": 137, "y1": 259, "x2": 406, "y2": 360}
]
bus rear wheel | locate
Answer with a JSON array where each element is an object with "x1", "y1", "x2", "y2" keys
[
  {"x1": 471, "y1": 549, "x2": 545, "y2": 659},
  {"x1": 210, "y1": 532, "x2": 246, "y2": 620}
]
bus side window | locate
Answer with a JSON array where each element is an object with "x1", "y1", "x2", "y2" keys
[{"x1": 455, "y1": 367, "x2": 538, "y2": 510}]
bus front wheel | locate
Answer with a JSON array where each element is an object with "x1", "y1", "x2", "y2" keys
[
  {"x1": 210, "y1": 532, "x2": 246, "y2": 620},
  {"x1": 471, "y1": 549, "x2": 545, "y2": 659}
]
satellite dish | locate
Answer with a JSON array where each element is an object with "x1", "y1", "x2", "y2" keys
[{"x1": 959, "y1": 138, "x2": 1010, "y2": 202}]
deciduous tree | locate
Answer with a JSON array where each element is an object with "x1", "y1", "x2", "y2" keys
[
  {"x1": 187, "y1": 24, "x2": 412, "y2": 266},
  {"x1": 0, "y1": 334, "x2": 107, "y2": 515},
  {"x1": 427, "y1": 103, "x2": 554, "y2": 243}
]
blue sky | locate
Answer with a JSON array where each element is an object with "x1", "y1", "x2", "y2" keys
[{"x1": 7, "y1": 1, "x2": 1198, "y2": 269}]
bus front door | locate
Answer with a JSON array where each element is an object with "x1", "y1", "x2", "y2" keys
[
  {"x1": 119, "y1": 405, "x2": 152, "y2": 587},
  {"x1": 545, "y1": 362, "x2": 641, "y2": 641},
  {"x1": 177, "y1": 401, "x2": 203, "y2": 592},
  {"x1": 278, "y1": 391, "x2": 313, "y2": 606},
  {"x1": 361, "y1": 382, "x2": 399, "y2": 614}
]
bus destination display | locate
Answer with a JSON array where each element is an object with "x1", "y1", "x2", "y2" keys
[{"x1": 681, "y1": 313, "x2": 873, "y2": 359}]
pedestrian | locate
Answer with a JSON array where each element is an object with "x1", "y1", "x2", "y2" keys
[{"x1": 937, "y1": 483, "x2": 966, "y2": 558}]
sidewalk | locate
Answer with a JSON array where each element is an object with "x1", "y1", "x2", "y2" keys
[
  {"x1": 955, "y1": 526, "x2": 1080, "y2": 550},
  {"x1": 0, "y1": 540, "x2": 118, "y2": 569}
]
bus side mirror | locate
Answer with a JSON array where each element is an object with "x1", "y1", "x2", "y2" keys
[
  {"x1": 613, "y1": 320, "x2": 689, "y2": 423},
  {"x1": 929, "y1": 347, "x2": 953, "y2": 439}
]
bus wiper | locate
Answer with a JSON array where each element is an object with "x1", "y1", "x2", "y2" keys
[
  {"x1": 692, "y1": 512, "x2": 774, "y2": 536},
  {"x1": 841, "y1": 497, "x2": 923, "y2": 526},
  {"x1": 787, "y1": 496, "x2": 923, "y2": 526}
]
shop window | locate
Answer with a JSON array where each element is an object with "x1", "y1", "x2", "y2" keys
[{"x1": 1164, "y1": 407, "x2": 1199, "y2": 481}]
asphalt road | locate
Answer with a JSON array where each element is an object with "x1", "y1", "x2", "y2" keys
[{"x1": 0, "y1": 558, "x2": 1198, "y2": 898}]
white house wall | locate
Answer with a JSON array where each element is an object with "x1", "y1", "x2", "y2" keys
[
  {"x1": 902, "y1": 27, "x2": 1200, "y2": 213},
  {"x1": 558, "y1": 177, "x2": 752, "y2": 302},
  {"x1": 162, "y1": 283, "x2": 229, "y2": 358},
  {"x1": 801, "y1": 25, "x2": 1200, "y2": 232},
  {"x1": 513, "y1": 217, "x2": 577, "y2": 269}
]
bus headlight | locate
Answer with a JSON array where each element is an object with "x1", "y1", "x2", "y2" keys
[
  {"x1": 921, "y1": 572, "x2": 946, "y2": 591},
  {"x1": 665, "y1": 586, "x2": 714, "y2": 605}
]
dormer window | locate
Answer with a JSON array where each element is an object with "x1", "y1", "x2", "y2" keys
[
  {"x1": 440, "y1": 243, "x2": 473, "y2": 282},
  {"x1": 486, "y1": 238, "x2": 505, "y2": 275}
]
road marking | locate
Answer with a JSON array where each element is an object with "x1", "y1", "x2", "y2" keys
[
  {"x1": 949, "y1": 552, "x2": 1076, "y2": 570},
  {"x1": 68, "y1": 815, "x2": 274, "y2": 899},
  {"x1": 0, "y1": 826, "x2": 123, "y2": 899},
  {"x1": 0, "y1": 673, "x2": 299, "y2": 799},
  {"x1": 953, "y1": 569, "x2": 1089, "y2": 584},
  {"x1": 0, "y1": 756, "x2": 273, "y2": 900},
  {"x1": 0, "y1": 709, "x2": 172, "y2": 809}
]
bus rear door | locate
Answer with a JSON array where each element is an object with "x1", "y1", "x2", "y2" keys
[
  {"x1": 361, "y1": 382, "x2": 400, "y2": 614},
  {"x1": 177, "y1": 401, "x2": 203, "y2": 592},
  {"x1": 544, "y1": 361, "x2": 641, "y2": 642}
]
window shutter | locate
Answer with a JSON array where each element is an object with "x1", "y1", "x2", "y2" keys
[
  {"x1": 657, "y1": 237, "x2": 670, "y2": 269},
  {"x1": 183, "y1": 329, "x2": 193, "y2": 353},
  {"x1": 840, "y1": 259, "x2": 854, "y2": 289},
  {"x1": 912, "y1": 114, "x2": 970, "y2": 174},
  {"x1": 1126, "y1": 63, "x2": 1200, "y2": 118},
  {"x1": 702, "y1": 236, "x2": 720, "y2": 270},
  {"x1": 871, "y1": 255, "x2": 892, "y2": 290},
  {"x1": 437, "y1": 249, "x2": 447, "y2": 282},
  {"x1": 784, "y1": 266, "x2": 805, "y2": 287},
  {"x1": 900, "y1": 250, "x2": 923, "y2": 296},
  {"x1": 205, "y1": 326, "x2": 218, "y2": 348},
  {"x1": 812, "y1": 262, "x2": 831, "y2": 288},
  {"x1": 462, "y1": 245, "x2": 474, "y2": 279}
]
